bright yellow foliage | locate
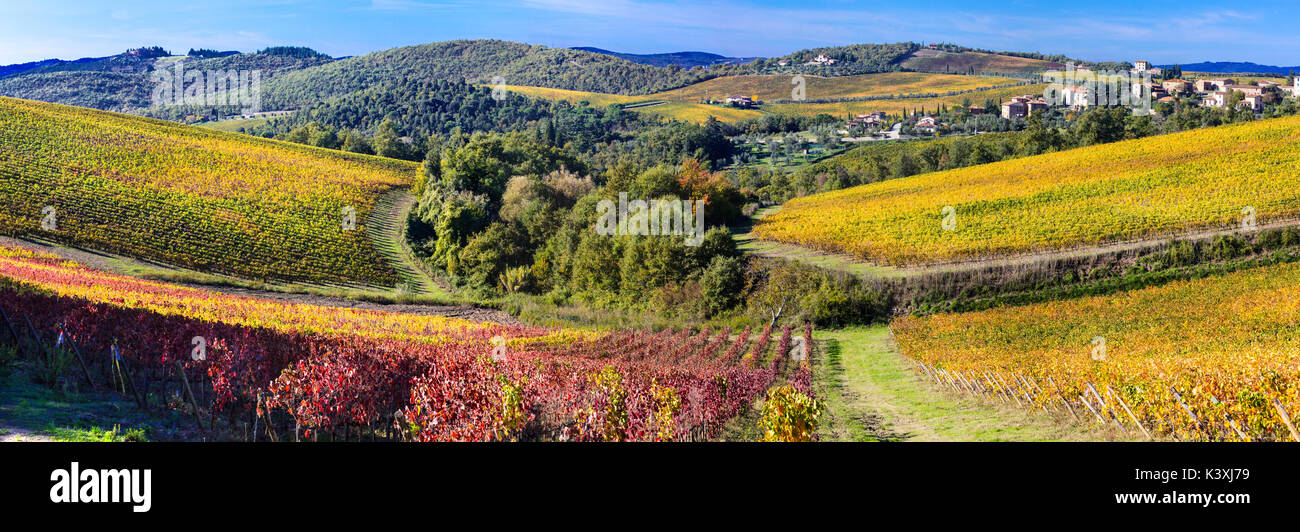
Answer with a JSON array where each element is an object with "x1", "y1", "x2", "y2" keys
[
  {"x1": 892, "y1": 261, "x2": 1300, "y2": 441},
  {"x1": 504, "y1": 73, "x2": 1020, "y2": 123},
  {"x1": 0, "y1": 96, "x2": 417, "y2": 284},
  {"x1": 755, "y1": 115, "x2": 1300, "y2": 265}
]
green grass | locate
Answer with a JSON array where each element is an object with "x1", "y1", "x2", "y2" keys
[
  {"x1": 0, "y1": 364, "x2": 182, "y2": 442},
  {"x1": 813, "y1": 325, "x2": 1110, "y2": 441},
  {"x1": 365, "y1": 189, "x2": 455, "y2": 298},
  {"x1": 733, "y1": 206, "x2": 899, "y2": 279},
  {"x1": 196, "y1": 116, "x2": 273, "y2": 133},
  {"x1": 43, "y1": 424, "x2": 150, "y2": 442}
]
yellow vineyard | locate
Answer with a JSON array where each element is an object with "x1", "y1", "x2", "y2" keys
[
  {"x1": 761, "y1": 84, "x2": 1048, "y2": 118},
  {"x1": 0, "y1": 96, "x2": 417, "y2": 284},
  {"x1": 505, "y1": 72, "x2": 1022, "y2": 123},
  {"x1": 754, "y1": 114, "x2": 1300, "y2": 265},
  {"x1": 892, "y1": 260, "x2": 1300, "y2": 441}
]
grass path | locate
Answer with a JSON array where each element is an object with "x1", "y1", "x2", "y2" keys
[
  {"x1": 366, "y1": 189, "x2": 453, "y2": 297},
  {"x1": 813, "y1": 325, "x2": 1106, "y2": 441}
]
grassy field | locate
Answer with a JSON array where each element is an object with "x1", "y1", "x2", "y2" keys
[
  {"x1": 902, "y1": 50, "x2": 1059, "y2": 73},
  {"x1": 0, "y1": 96, "x2": 418, "y2": 285},
  {"x1": 1184, "y1": 71, "x2": 1290, "y2": 85},
  {"x1": 754, "y1": 115, "x2": 1300, "y2": 265},
  {"x1": 0, "y1": 361, "x2": 189, "y2": 442},
  {"x1": 196, "y1": 116, "x2": 274, "y2": 132},
  {"x1": 762, "y1": 84, "x2": 1047, "y2": 118},
  {"x1": 812, "y1": 326, "x2": 1103, "y2": 441}
]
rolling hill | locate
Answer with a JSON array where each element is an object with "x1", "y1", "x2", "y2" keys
[
  {"x1": 901, "y1": 49, "x2": 1062, "y2": 73},
  {"x1": 0, "y1": 96, "x2": 417, "y2": 285},
  {"x1": 0, "y1": 47, "x2": 335, "y2": 112},
  {"x1": 753, "y1": 115, "x2": 1300, "y2": 265},
  {"x1": 256, "y1": 40, "x2": 730, "y2": 112},
  {"x1": 571, "y1": 47, "x2": 761, "y2": 68},
  {"x1": 1167, "y1": 61, "x2": 1300, "y2": 75}
]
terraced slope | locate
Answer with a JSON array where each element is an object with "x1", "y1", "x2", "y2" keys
[
  {"x1": 754, "y1": 115, "x2": 1300, "y2": 265},
  {"x1": 0, "y1": 96, "x2": 417, "y2": 285}
]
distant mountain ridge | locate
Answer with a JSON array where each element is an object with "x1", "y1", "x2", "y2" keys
[
  {"x1": 570, "y1": 47, "x2": 762, "y2": 68},
  {"x1": 1161, "y1": 61, "x2": 1299, "y2": 75}
]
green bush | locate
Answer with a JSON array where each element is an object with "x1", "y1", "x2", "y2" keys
[
  {"x1": 700, "y1": 256, "x2": 746, "y2": 317},
  {"x1": 34, "y1": 345, "x2": 74, "y2": 387}
]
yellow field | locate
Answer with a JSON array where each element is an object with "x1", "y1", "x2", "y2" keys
[
  {"x1": 504, "y1": 85, "x2": 763, "y2": 123},
  {"x1": 902, "y1": 50, "x2": 1059, "y2": 73},
  {"x1": 762, "y1": 84, "x2": 1047, "y2": 118},
  {"x1": 505, "y1": 72, "x2": 1021, "y2": 123},
  {"x1": 754, "y1": 115, "x2": 1300, "y2": 265},
  {"x1": 652, "y1": 72, "x2": 1015, "y2": 102},
  {"x1": 0, "y1": 96, "x2": 416, "y2": 284},
  {"x1": 893, "y1": 260, "x2": 1300, "y2": 440}
]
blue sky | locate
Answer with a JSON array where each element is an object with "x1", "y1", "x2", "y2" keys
[{"x1": 2, "y1": 0, "x2": 1299, "y2": 66}]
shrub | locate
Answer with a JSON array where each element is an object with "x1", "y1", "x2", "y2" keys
[
  {"x1": 759, "y1": 385, "x2": 824, "y2": 442},
  {"x1": 34, "y1": 345, "x2": 74, "y2": 387},
  {"x1": 699, "y1": 256, "x2": 746, "y2": 317},
  {"x1": 1166, "y1": 240, "x2": 1198, "y2": 267},
  {"x1": 650, "y1": 380, "x2": 682, "y2": 441}
]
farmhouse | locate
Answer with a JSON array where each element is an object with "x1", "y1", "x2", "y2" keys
[
  {"x1": 1225, "y1": 84, "x2": 1264, "y2": 98},
  {"x1": 848, "y1": 111, "x2": 887, "y2": 128},
  {"x1": 1130, "y1": 60, "x2": 1162, "y2": 77},
  {"x1": 1162, "y1": 79, "x2": 1193, "y2": 94},
  {"x1": 915, "y1": 116, "x2": 940, "y2": 133},
  {"x1": 724, "y1": 95, "x2": 755, "y2": 108},
  {"x1": 1002, "y1": 95, "x2": 1048, "y2": 118},
  {"x1": 806, "y1": 54, "x2": 837, "y2": 66},
  {"x1": 1194, "y1": 78, "x2": 1235, "y2": 92}
]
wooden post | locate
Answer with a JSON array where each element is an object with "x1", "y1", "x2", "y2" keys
[
  {"x1": 996, "y1": 373, "x2": 1022, "y2": 407},
  {"x1": 1225, "y1": 415, "x2": 1249, "y2": 441},
  {"x1": 1170, "y1": 387, "x2": 1205, "y2": 436},
  {"x1": 60, "y1": 328, "x2": 97, "y2": 388},
  {"x1": 175, "y1": 361, "x2": 206, "y2": 431},
  {"x1": 1059, "y1": 396, "x2": 1081, "y2": 422},
  {"x1": 1079, "y1": 394, "x2": 1105, "y2": 423},
  {"x1": 0, "y1": 306, "x2": 20, "y2": 345},
  {"x1": 985, "y1": 372, "x2": 1007, "y2": 403},
  {"x1": 122, "y1": 358, "x2": 145, "y2": 409},
  {"x1": 1273, "y1": 398, "x2": 1300, "y2": 442},
  {"x1": 22, "y1": 313, "x2": 44, "y2": 360},
  {"x1": 1108, "y1": 385, "x2": 1151, "y2": 440},
  {"x1": 1089, "y1": 382, "x2": 1128, "y2": 434}
]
